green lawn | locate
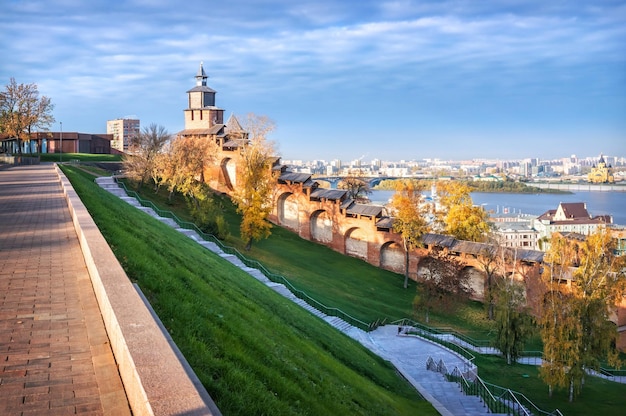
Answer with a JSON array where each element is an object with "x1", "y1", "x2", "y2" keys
[
  {"x1": 39, "y1": 152, "x2": 122, "y2": 162},
  {"x1": 117, "y1": 178, "x2": 626, "y2": 415},
  {"x1": 475, "y1": 355, "x2": 626, "y2": 416},
  {"x1": 124, "y1": 179, "x2": 496, "y2": 339},
  {"x1": 62, "y1": 166, "x2": 436, "y2": 416}
]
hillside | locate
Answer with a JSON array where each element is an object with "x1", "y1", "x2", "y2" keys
[{"x1": 62, "y1": 165, "x2": 436, "y2": 416}]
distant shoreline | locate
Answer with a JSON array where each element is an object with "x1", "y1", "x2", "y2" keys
[
  {"x1": 373, "y1": 178, "x2": 572, "y2": 194},
  {"x1": 531, "y1": 182, "x2": 626, "y2": 193}
]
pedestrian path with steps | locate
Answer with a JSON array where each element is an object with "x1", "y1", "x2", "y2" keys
[{"x1": 95, "y1": 176, "x2": 512, "y2": 416}]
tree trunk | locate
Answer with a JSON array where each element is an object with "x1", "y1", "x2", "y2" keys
[
  {"x1": 487, "y1": 275, "x2": 494, "y2": 320},
  {"x1": 403, "y1": 248, "x2": 409, "y2": 289},
  {"x1": 569, "y1": 379, "x2": 574, "y2": 403}
]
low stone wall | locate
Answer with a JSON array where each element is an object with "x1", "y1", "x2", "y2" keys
[
  {"x1": 532, "y1": 182, "x2": 626, "y2": 192},
  {"x1": 55, "y1": 165, "x2": 221, "y2": 416},
  {"x1": 0, "y1": 154, "x2": 40, "y2": 165}
]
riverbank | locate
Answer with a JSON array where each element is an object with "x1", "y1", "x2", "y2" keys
[
  {"x1": 531, "y1": 182, "x2": 626, "y2": 192},
  {"x1": 374, "y1": 178, "x2": 571, "y2": 194}
]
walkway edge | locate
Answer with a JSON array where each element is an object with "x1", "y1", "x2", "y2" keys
[{"x1": 55, "y1": 165, "x2": 221, "y2": 416}]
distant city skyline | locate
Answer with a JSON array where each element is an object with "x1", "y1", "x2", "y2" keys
[{"x1": 2, "y1": 1, "x2": 624, "y2": 161}]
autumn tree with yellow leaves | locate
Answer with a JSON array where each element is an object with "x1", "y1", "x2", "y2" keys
[
  {"x1": 390, "y1": 180, "x2": 430, "y2": 288},
  {"x1": 231, "y1": 114, "x2": 277, "y2": 250},
  {"x1": 540, "y1": 229, "x2": 626, "y2": 402},
  {"x1": 0, "y1": 78, "x2": 55, "y2": 154},
  {"x1": 435, "y1": 181, "x2": 490, "y2": 242},
  {"x1": 124, "y1": 123, "x2": 171, "y2": 189},
  {"x1": 154, "y1": 135, "x2": 228, "y2": 238}
]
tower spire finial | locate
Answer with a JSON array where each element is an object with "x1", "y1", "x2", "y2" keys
[{"x1": 195, "y1": 62, "x2": 208, "y2": 87}]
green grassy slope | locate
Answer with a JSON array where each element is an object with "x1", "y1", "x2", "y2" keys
[
  {"x1": 62, "y1": 165, "x2": 436, "y2": 416},
  {"x1": 116, "y1": 178, "x2": 626, "y2": 415}
]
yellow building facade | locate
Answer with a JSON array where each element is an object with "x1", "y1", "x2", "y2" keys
[{"x1": 588, "y1": 154, "x2": 614, "y2": 183}]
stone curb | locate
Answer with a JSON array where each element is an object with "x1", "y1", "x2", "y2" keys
[{"x1": 55, "y1": 165, "x2": 221, "y2": 416}]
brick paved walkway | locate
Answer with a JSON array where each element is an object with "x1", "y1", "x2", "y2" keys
[{"x1": 0, "y1": 164, "x2": 130, "y2": 416}]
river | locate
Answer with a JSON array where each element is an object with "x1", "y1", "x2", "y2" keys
[{"x1": 369, "y1": 190, "x2": 626, "y2": 226}]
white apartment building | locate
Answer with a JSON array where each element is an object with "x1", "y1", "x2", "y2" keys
[
  {"x1": 493, "y1": 221, "x2": 539, "y2": 250},
  {"x1": 106, "y1": 117, "x2": 140, "y2": 152}
]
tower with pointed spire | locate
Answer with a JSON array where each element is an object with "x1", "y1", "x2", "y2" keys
[
  {"x1": 183, "y1": 62, "x2": 224, "y2": 130},
  {"x1": 177, "y1": 63, "x2": 249, "y2": 193}
]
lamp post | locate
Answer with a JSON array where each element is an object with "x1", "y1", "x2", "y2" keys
[{"x1": 60, "y1": 122, "x2": 63, "y2": 163}]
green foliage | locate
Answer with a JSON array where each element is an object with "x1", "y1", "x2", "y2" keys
[
  {"x1": 474, "y1": 354, "x2": 626, "y2": 416},
  {"x1": 390, "y1": 180, "x2": 429, "y2": 288},
  {"x1": 540, "y1": 231, "x2": 626, "y2": 401},
  {"x1": 374, "y1": 178, "x2": 570, "y2": 194},
  {"x1": 416, "y1": 251, "x2": 473, "y2": 316},
  {"x1": 188, "y1": 193, "x2": 229, "y2": 240},
  {"x1": 107, "y1": 172, "x2": 625, "y2": 415},
  {"x1": 436, "y1": 181, "x2": 490, "y2": 242},
  {"x1": 493, "y1": 277, "x2": 534, "y2": 365},
  {"x1": 232, "y1": 138, "x2": 275, "y2": 250},
  {"x1": 62, "y1": 165, "x2": 435, "y2": 416}
]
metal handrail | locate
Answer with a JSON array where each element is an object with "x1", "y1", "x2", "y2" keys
[
  {"x1": 394, "y1": 318, "x2": 492, "y2": 348},
  {"x1": 428, "y1": 355, "x2": 563, "y2": 416},
  {"x1": 394, "y1": 319, "x2": 478, "y2": 363},
  {"x1": 114, "y1": 178, "x2": 370, "y2": 331},
  {"x1": 113, "y1": 178, "x2": 625, "y2": 382}
]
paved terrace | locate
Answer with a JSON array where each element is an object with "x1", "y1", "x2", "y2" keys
[
  {"x1": 0, "y1": 164, "x2": 129, "y2": 415},
  {"x1": 0, "y1": 164, "x2": 219, "y2": 416}
]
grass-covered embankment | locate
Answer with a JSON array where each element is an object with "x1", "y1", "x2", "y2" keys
[
  {"x1": 119, "y1": 178, "x2": 626, "y2": 415},
  {"x1": 122, "y1": 178, "x2": 496, "y2": 340},
  {"x1": 61, "y1": 165, "x2": 436, "y2": 416},
  {"x1": 38, "y1": 152, "x2": 123, "y2": 162}
]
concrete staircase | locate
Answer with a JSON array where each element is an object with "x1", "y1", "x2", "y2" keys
[
  {"x1": 96, "y1": 176, "x2": 364, "y2": 337},
  {"x1": 95, "y1": 175, "x2": 509, "y2": 416}
]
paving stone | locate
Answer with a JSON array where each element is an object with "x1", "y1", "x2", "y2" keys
[{"x1": 0, "y1": 164, "x2": 131, "y2": 416}]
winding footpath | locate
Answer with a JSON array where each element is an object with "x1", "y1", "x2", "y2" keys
[{"x1": 96, "y1": 175, "x2": 506, "y2": 415}]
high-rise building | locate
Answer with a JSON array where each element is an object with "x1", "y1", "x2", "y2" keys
[{"x1": 107, "y1": 117, "x2": 140, "y2": 152}]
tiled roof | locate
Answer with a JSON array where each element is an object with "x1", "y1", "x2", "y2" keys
[
  {"x1": 537, "y1": 209, "x2": 556, "y2": 221},
  {"x1": 177, "y1": 125, "x2": 224, "y2": 136},
  {"x1": 279, "y1": 172, "x2": 312, "y2": 183},
  {"x1": 346, "y1": 204, "x2": 383, "y2": 218},
  {"x1": 222, "y1": 138, "x2": 247, "y2": 148},
  {"x1": 186, "y1": 86, "x2": 216, "y2": 93},
  {"x1": 449, "y1": 240, "x2": 492, "y2": 256},
  {"x1": 558, "y1": 202, "x2": 590, "y2": 219},
  {"x1": 421, "y1": 233, "x2": 544, "y2": 262},
  {"x1": 515, "y1": 249, "x2": 544, "y2": 263},
  {"x1": 559, "y1": 232, "x2": 587, "y2": 241},
  {"x1": 376, "y1": 217, "x2": 394, "y2": 229},
  {"x1": 550, "y1": 217, "x2": 610, "y2": 226},
  {"x1": 225, "y1": 114, "x2": 244, "y2": 134},
  {"x1": 310, "y1": 188, "x2": 347, "y2": 201},
  {"x1": 421, "y1": 233, "x2": 456, "y2": 248}
]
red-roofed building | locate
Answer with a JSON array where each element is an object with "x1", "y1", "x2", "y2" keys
[{"x1": 533, "y1": 202, "x2": 613, "y2": 247}]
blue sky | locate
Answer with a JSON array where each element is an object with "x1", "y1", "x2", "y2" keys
[{"x1": 2, "y1": 0, "x2": 625, "y2": 161}]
